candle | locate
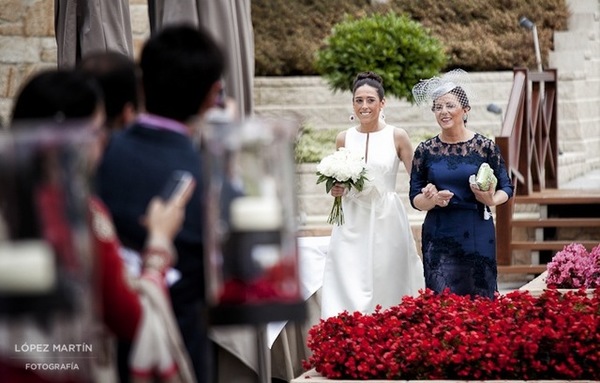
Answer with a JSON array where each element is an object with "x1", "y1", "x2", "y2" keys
[
  {"x1": 0, "y1": 240, "x2": 56, "y2": 293},
  {"x1": 230, "y1": 196, "x2": 282, "y2": 231}
]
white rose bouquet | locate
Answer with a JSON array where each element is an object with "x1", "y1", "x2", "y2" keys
[{"x1": 316, "y1": 147, "x2": 367, "y2": 225}]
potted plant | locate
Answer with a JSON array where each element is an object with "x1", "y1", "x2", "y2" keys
[{"x1": 546, "y1": 243, "x2": 600, "y2": 289}]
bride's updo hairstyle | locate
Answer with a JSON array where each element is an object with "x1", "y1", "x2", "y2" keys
[{"x1": 352, "y1": 71, "x2": 385, "y2": 100}]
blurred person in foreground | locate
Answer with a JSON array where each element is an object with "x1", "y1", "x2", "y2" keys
[
  {"x1": 409, "y1": 69, "x2": 514, "y2": 300},
  {"x1": 77, "y1": 50, "x2": 142, "y2": 135},
  {"x1": 0, "y1": 68, "x2": 196, "y2": 382},
  {"x1": 95, "y1": 24, "x2": 226, "y2": 383}
]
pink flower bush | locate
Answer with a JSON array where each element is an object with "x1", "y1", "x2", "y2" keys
[
  {"x1": 546, "y1": 243, "x2": 600, "y2": 288},
  {"x1": 304, "y1": 288, "x2": 600, "y2": 380}
]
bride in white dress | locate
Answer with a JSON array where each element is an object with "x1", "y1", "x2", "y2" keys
[{"x1": 321, "y1": 72, "x2": 425, "y2": 319}]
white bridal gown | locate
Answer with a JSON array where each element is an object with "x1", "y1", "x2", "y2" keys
[{"x1": 321, "y1": 125, "x2": 425, "y2": 319}]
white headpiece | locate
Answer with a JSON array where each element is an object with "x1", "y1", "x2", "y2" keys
[{"x1": 411, "y1": 69, "x2": 474, "y2": 109}]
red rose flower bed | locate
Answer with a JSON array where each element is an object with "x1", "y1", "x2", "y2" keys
[{"x1": 304, "y1": 288, "x2": 600, "y2": 380}]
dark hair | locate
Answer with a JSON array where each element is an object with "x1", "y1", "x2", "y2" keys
[
  {"x1": 431, "y1": 86, "x2": 470, "y2": 111},
  {"x1": 0, "y1": 69, "x2": 102, "y2": 260},
  {"x1": 11, "y1": 69, "x2": 103, "y2": 123},
  {"x1": 450, "y1": 86, "x2": 470, "y2": 108},
  {"x1": 78, "y1": 51, "x2": 140, "y2": 130},
  {"x1": 6, "y1": 68, "x2": 102, "y2": 247},
  {"x1": 140, "y1": 24, "x2": 225, "y2": 122},
  {"x1": 352, "y1": 71, "x2": 385, "y2": 100}
]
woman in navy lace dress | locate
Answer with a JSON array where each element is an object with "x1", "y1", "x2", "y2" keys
[{"x1": 409, "y1": 69, "x2": 514, "y2": 299}]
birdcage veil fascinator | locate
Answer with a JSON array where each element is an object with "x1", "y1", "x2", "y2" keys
[{"x1": 411, "y1": 69, "x2": 475, "y2": 110}]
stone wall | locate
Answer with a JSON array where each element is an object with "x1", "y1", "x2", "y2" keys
[
  {"x1": 1, "y1": 0, "x2": 598, "y2": 176},
  {"x1": 0, "y1": 0, "x2": 150, "y2": 127}
]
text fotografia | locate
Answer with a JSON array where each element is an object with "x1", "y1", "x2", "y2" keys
[
  {"x1": 25, "y1": 362, "x2": 80, "y2": 371},
  {"x1": 15, "y1": 343, "x2": 93, "y2": 353}
]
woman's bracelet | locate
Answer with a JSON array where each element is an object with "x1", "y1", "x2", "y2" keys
[{"x1": 142, "y1": 246, "x2": 172, "y2": 274}]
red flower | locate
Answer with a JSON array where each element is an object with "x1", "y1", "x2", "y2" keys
[{"x1": 304, "y1": 288, "x2": 600, "y2": 380}]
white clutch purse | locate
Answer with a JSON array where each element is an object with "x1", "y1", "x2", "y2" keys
[{"x1": 469, "y1": 163, "x2": 497, "y2": 191}]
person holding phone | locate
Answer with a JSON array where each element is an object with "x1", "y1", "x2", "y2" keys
[
  {"x1": 95, "y1": 24, "x2": 226, "y2": 383},
  {"x1": 3, "y1": 68, "x2": 197, "y2": 382}
]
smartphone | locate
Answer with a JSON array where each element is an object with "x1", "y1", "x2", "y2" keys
[
  {"x1": 215, "y1": 78, "x2": 226, "y2": 108},
  {"x1": 160, "y1": 170, "x2": 194, "y2": 201}
]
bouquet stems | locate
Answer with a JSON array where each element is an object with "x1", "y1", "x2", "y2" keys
[{"x1": 327, "y1": 196, "x2": 344, "y2": 225}]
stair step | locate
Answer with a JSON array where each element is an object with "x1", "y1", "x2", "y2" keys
[
  {"x1": 512, "y1": 218, "x2": 600, "y2": 227},
  {"x1": 497, "y1": 265, "x2": 546, "y2": 275},
  {"x1": 515, "y1": 190, "x2": 600, "y2": 205},
  {"x1": 511, "y1": 240, "x2": 598, "y2": 251},
  {"x1": 297, "y1": 226, "x2": 332, "y2": 237}
]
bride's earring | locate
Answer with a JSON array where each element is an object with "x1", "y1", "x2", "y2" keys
[
  {"x1": 380, "y1": 112, "x2": 385, "y2": 120},
  {"x1": 349, "y1": 114, "x2": 356, "y2": 122}
]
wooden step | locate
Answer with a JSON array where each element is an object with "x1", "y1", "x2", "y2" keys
[
  {"x1": 297, "y1": 226, "x2": 332, "y2": 237},
  {"x1": 511, "y1": 240, "x2": 598, "y2": 251},
  {"x1": 497, "y1": 265, "x2": 546, "y2": 274},
  {"x1": 515, "y1": 189, "x2": 600, "y2": 205},
  {"x1": 512, "y1": 218, "x2": 600, "y2": 227}
]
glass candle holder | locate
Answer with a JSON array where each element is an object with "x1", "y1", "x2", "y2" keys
[
  {"x1": 202, "y1": 117, "x2": 305, "y2": 325},
  {"x1": 0, "y1": 123, "x2": 96, "y2": 381}
]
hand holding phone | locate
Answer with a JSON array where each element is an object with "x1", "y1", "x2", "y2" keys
[
  {"x1": 143, "y1": 171, "x2": 196, "y2": 243},
  {"x1": 160, "y1": 170, "x2": 194, "y2": 203}
]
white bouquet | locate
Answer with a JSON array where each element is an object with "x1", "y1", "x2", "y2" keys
[{"x1": 316, "y1": 147, "x2": 367, "y2": 225}]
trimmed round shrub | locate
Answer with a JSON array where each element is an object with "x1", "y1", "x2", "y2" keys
[{"x1": 314, "y1": 12, "x2": 447, "y2": 102}]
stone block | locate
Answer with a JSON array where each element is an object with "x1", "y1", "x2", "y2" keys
[
  {"x1": 557, "y1": 77, "x2": 599, "y2": 98},
  {"x1": 0, "y1": 36, "x2": 40, "y2": 63},
  {"x1": 40, "y1": 36, "x2": 58, "y2": 63},
  {"x1": 0, "y1": 0, "x2": 25, "y2": 24},
  {"x1": 567, "y1": 0, "x2": 600, "y2": 13},
  {"x1": 553, "y1": 31, "x2": 596, "y2": 51},
  {"x1": 130, "y1": 4, "x2": 150, "y2": 36},
  {"x1": 0, "y1": 66, "x2": 16, "y2": 98},
  {"x1": 0, "y1": 99, "x2": 12, "y2": 128},
  {"x1": 548, "y1": 50, "x2": 586, "y2": 73},
  {"x1": 24, "y1": 0, "x2": 54, "y2": 37},
  {"x1": 293, "y1": 368, "x2": 589, "y2": 382},
  {"x1": 4, "y1": 63, "x2": 53, "y2": 100},
  {"x1": 568, "y1": 13, "x2": 600, "y2": 32},
  {"x1": 0, "y1": 23, "x2": 24, "y2": 36}
]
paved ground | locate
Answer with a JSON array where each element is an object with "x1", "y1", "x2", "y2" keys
[{"x1": 498, "y1": 280, "x2": 527, "y2": 295}]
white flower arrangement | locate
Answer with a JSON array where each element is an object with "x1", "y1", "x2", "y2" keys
[{"x1": 316, "y1": 147, "x2": 367, "y2": 225}]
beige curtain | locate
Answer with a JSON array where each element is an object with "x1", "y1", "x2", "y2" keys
[
  {"x1": 54, "y1": 0, "x2": 134, "y2": 68},
  {"x1": 55, "y1": 0, "x2": 254, "y2": 118},
  {"x1": 150, "y1": 0, "x2": 255, "y2": 119}
]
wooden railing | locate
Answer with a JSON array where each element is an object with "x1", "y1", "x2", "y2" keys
[{"x1": 495, "y1": 68, "x2": 558, "y2": 266}]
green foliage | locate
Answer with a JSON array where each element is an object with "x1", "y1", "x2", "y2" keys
[
  {"x1": 314, "y1": 12, "x2": 447, "y2": 102},
  {"x1": 294, "y1": 125, "x2": 434, "y2": 163},
  {"x1": 294, "y1": 125, "x2": 339, "y2": 163}
]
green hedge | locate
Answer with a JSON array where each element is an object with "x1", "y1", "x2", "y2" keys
[{"x1": 314, "y1": 12, "x2": 447, "y2": 101}]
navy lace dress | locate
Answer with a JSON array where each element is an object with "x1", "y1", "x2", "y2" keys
[{"x1": 409, "y1": 133, "x2": 514, "y2": 299}]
